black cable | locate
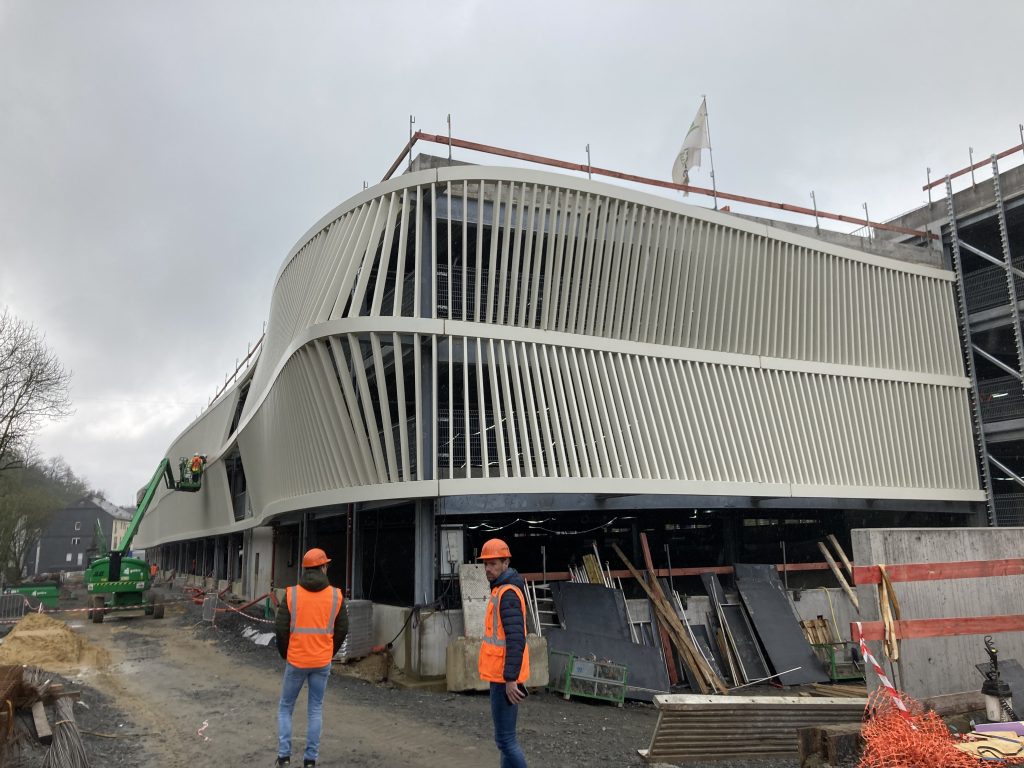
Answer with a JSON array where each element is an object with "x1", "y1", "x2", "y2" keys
[{"x1": 385, "y1": 605, "x2": 419, "y2": 648}]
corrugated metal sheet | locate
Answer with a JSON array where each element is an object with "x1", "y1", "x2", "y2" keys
[{"x1": 640, "y1": 694, "x2": 867, "y2": 762}]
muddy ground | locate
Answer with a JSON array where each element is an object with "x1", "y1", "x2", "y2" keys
[{"x1": 3, "y1": 587, "x2": 806, "y2": 768}]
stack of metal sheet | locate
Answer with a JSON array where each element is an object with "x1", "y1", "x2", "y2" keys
[
  {"x1": 638, "y1": 694, "x2": 868, "y2": 763},
  {"x1": 336, "y1": 599, "x2": 373, "y2": 662}
]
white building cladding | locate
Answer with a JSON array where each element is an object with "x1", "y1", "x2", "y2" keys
[{"x1": 135, "y1": 164, "x2": 983, "y2": 554}]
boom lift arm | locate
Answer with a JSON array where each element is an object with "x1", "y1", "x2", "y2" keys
[
  {"x1": 93, "y1": 518, "x2": 109, "y2": 559},
  {"x1": 107, "y1": 456, "x2": 205, "y2": 581}
]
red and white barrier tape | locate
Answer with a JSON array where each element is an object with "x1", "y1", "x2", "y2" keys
[
  {"x1": 856, "y1": 621, "x2": 915, "y2": 726},
  {"x1": 214, "y1": 597, "x2": 275, "y2": 625},
  {"x1": 1, "y1": 588, "x2": 274, "y2": 628},
  {"x1": 0, "y1": 596, "x2": 193, "y2": 623}
]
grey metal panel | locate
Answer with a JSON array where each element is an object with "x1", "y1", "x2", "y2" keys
[{"x1": 733, "y1": 563, "x2": 829, "y2": 685}]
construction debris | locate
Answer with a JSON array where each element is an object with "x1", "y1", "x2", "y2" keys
[
  {"x1": 612, "y1": 542, "x2": 728, "y2": 694},
  {"x1": 0, "y1": 665, "x2": 87, "y2": 766}
]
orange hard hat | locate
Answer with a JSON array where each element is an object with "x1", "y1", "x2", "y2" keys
[
  {"x1": 302, "y1": 548, "x2": 331, "y2": 568},
  {"x1": 477, "y1": 538, "x2": 511, "y2": 560}
]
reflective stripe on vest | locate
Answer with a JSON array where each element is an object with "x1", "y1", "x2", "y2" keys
[
  {"x1": 482, "y1": 592, "x2": 506, "y2": 647},
  {"x1": 289, "y1": 586, "x2": 340, "y2": 635}
]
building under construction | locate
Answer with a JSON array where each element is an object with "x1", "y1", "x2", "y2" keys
[{"x1": 132, "y1": 136, "x2": 1024, "y2": 670}]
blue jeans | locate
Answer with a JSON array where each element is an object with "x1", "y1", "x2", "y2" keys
[
  {"x1": 489, "y1": 682, "x2": 527, "y2": 768},
  {"x1": 278, "y1": 662, "x2": 331, "y2": 762}
]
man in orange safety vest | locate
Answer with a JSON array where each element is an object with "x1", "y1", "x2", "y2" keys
[
  {"x1": 274, "y1": 547, "x2": 348, "y2": 768},
  {"x1": 478, "y1": 538, "x2": 530, "y2": 768}
]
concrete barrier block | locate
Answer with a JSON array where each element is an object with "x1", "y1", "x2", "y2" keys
[{"x1": 446, "y1": 635, "x2": 549, "y2": 692}]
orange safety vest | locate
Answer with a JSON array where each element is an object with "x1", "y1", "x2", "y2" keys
[
  {"x1": 191, "y1": 457, "x2": 203, "y2": 473},
  {"x1": 286, "y1": 585, "x2": 343, "y2": 668},
  {"x1": 478, "y1": 583, "x2": 530, "y2": 684}
]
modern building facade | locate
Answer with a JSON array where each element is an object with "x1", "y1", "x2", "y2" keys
[{"x1": 135, "y1": 157, "x2": 984, "y2": 609}]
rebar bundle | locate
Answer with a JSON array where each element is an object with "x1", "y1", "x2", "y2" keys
[{"x1": 42, "y1": 697, "x2": 89, "y2": 768}]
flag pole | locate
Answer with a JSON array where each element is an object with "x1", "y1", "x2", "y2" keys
[{"x1": 703, "y1": 95, "x2": 719, "y2": 210}]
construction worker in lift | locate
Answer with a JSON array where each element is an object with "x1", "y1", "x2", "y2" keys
[
  {"x1": 478, "y1": 538, "x2": 530, "y2": 768},
  {"x1": 274, "y1": 548, "x2": 348, "y2": 768},
  {"x1": 189, "y1": 453, "x2": 205, "y2": 483}
]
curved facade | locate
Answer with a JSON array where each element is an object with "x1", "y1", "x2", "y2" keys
[{"x1": 136, "y1": 164, "x2": 983, "y2": 550}]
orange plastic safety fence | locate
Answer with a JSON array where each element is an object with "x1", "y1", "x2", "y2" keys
[{"x1": 859, "y1": 688, "x2": 1024, "y2": 767}]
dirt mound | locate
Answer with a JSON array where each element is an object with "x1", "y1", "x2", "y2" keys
[{"x1": 0, "y1": 613, "x2": 108, "y2": 669}]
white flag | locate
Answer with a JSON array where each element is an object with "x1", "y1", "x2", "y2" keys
[{"x1": 672, "y1": 100, "x2": 711, "y2": 187}]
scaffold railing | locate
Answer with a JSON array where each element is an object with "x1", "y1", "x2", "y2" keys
[{"x1": 383, "y1": 130, "x2": 937, "y2": 241}]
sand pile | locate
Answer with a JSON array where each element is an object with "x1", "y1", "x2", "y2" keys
[{"x1": 0, "y1": 613, "x2": 108, "y2": 668}]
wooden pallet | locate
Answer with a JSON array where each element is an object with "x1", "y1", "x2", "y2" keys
[{"x1": 800, "y1": 617, "x2": 836, "y2": 645}]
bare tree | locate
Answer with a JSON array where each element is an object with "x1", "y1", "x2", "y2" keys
[{"x1": 0, "y1": 309, "x2": 72, "y2": 470}]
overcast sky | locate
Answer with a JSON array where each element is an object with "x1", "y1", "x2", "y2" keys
[{"x1": 1, "y1": 1, "x2": 1021, "y2": 506}]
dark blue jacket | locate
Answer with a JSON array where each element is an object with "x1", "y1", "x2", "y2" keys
[{"x1": 490, "y1": 567, "x2": 527, "y2": 682}]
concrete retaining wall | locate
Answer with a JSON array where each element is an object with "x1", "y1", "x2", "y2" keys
[
  {"x1": 372, "y1": 603, "x2": 464, "y2": 678},
  {"x1": 446, "y1": 635, "x2": 550, "y2": 691},
  {"x1": 852, "y1": 527, "x2": 1024, "y2": 700}
]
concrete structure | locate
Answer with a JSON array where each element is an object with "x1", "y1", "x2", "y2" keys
[
  {"x1": 852, "y1": 526, "x2": 1024, "y2": 701},
  {"x1": 134, "y1": 154, "x2": 987, "y2": 679}
]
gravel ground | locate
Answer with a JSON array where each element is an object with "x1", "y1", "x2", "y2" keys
[
  {"x1": 182, "y1": 594, "x2": 808, "y2": 768},
  {"x1": 2, "y1": 586, "x2": 823, "y2": 767}
]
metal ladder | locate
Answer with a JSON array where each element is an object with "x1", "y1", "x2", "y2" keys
[{"x1": 525, "y1": 581, "x2": 560, "y2": 635}]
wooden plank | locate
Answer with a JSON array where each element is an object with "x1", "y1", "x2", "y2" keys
[
  {"x1": 818, "y1": 542, "x2": 860, "y2": 612},
  {"x1": 611, "y1": 543, "x2": 727, "y2": 694},
  {"x1": 826, "y1": 535, "x2": 855, "y2": 579},
  {"x1": 920, "y1": 690, "x2": 986, "y2": 716},
  {"x1": 637, "y1": 533, "x2": 680, "y2": 687},
  {"x1": 32, "y1": 701, "x2": 52, "y2": 745},
  {"x1": 853, "y1": 557, "x2": 1024, "y2": 586},
  {"x1": 852, "y1": 614, "x2": 1024, "y2": 641}
]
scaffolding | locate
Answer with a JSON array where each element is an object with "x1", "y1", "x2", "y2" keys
[{"x1": 940, "y1": 144, "x2": 1024, "y2": 525}]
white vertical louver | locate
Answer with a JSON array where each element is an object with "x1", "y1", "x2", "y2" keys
[{"x1": 136, "y1": 165, "x2": 983, "y2": 548}]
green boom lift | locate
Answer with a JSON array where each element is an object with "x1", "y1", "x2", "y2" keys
[{"x1": 83, "y1": 455, "x2": 205, "y2": 622}]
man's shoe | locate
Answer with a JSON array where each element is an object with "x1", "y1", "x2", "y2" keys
[
  {"x1": 303, "y1": 761, "x2": 316, "y2": 767},
  {"x1": 275, "y1": 757, "x2": 290, "y2": 767}
]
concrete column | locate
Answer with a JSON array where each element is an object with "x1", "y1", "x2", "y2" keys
[
  {"x1": 214, "y1": 536, "x2": 225, "y2": 580},
  {"x1": 241, "y1": 530, "x2": 251, "y2": 596},
  {"x1": 414, "y1": 499, "x2": 436, "y2": 605},
  {"x1": 350, "y1": 505, "x2": 362, "y2": 598}
]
